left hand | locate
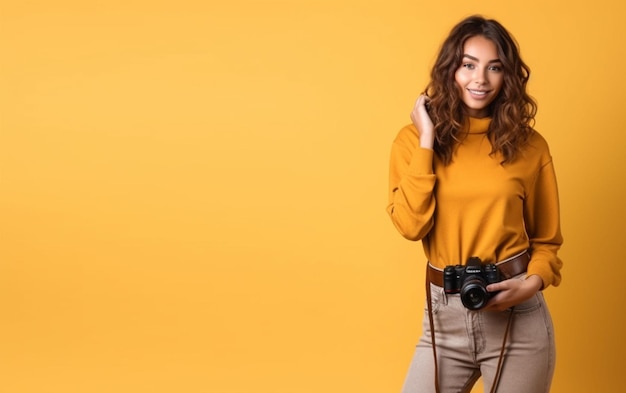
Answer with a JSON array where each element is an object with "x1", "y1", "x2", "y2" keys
[{"x1": 482, "y1": 275, "x2": 543, "y2": 311}]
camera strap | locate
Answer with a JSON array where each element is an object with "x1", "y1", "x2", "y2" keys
[
  {"x1": 491, "y1": 308, "x2": 515, "y2": 392},
  {"x1": 425, "y1": 264, "x2": 514, "y2": 393},
  {"x1": 425, "y1": 271, "x2": 440, "y2": 393}
]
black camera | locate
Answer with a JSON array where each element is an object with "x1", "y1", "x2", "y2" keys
[{"x1": 443, "y1": 257, "x2": 501, "y2": 310}]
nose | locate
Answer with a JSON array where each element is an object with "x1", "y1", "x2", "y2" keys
[{"x1": 474, "y1": 68, "x2": 488, "y2": 85}]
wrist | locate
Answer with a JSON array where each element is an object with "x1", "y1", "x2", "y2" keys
[
  {"x1": 419, "y1": 133, "x2": 434, "y2": 149},
  {"x1": 524, "y1": 274, "x2": 543, "y2": 292}
]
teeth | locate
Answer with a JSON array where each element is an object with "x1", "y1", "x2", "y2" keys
[{"x1": 469, "y1": 90, "x2": 487, "y2": 95}]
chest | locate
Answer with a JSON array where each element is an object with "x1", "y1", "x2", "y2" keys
[{"x1": 433, "y1": 136, "x2": 530, "y2": 205}]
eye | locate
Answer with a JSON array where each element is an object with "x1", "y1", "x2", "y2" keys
[
  {"x1": 488, "y1": 65, "x2": 503, "y2": 72},
  {"x1": 462, "y1": 63, "x2": 475, "y2": 70}
]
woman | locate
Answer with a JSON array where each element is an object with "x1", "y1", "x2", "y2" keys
[{"x1": 387, "y1": 15, "x2": 563, "y2": 393}]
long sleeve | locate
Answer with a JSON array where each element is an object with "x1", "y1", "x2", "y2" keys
[
  {"x1": 523, "y1": 157, "x2": 564, "y2": 289},
  {"x1": 386, "y1": 118, "x2": 564, "y2": 288},
  {"x1": 386, "y1": 125, "x2": 437, "y2": 241}
]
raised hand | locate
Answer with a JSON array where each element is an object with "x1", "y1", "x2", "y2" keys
[{"x1": 410, "y1": 94, "x2": 435, "y2": 149}]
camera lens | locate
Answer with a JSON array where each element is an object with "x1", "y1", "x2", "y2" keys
[{"x1": 460, "y1": 279, "x2": 489, "y2": 310}]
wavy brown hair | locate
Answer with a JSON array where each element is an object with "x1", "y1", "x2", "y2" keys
[{"x1": 425, "y1": 15, "x2": 537, "y2": 165}]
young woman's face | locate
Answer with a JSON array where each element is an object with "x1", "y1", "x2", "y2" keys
[{"x1": 454, "y1": 35, "x2": 504, "y2": 118}]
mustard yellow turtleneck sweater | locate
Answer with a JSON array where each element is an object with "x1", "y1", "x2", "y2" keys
[{"x1": 387, "y1": 117, "x2": 563, "y2": 288}]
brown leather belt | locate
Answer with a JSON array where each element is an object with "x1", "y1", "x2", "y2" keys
[{"x1": 427, "y1": 251, "x2": 531, "y2": 287}]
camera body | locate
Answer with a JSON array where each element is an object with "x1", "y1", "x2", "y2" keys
[{"x1": 443, "y1": 257, "x2": 501, "y2": 310}]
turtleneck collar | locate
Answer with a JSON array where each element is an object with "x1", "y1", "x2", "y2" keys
[{"x1": 465, "y1": 117, "x2": 491, "y2": 134}]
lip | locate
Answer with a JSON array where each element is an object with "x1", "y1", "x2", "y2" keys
[{"x1": 467, "y1": 89, "x2": 492, "y2": 100}]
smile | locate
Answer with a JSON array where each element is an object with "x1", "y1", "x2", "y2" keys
[{"x1": 468, "y1": 89, "x2": 489, "y2": 96}]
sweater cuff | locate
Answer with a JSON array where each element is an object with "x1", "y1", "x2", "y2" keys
[
  {"x1": 526, "y1": 264, "x2": 552, "y2": 290},
  {"x1": 407, "y1": 147, "x2": 434, "y2": 175}
]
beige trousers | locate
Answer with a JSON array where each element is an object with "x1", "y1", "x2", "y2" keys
[{"x1": 401, "y1": 282, "x2": 556, "y2": 393}]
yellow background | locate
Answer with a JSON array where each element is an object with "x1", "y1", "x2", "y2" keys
[{"x1": 1, "y1": 1, "x2": 625, "y2": 392}]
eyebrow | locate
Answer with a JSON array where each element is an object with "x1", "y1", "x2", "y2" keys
[{"x1": 462, "y1": 54, "x2": 502, "y2": 63}]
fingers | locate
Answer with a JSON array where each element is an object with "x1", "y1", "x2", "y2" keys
[
  {"x1": 483, "y1": 278, "x2": 538, "y2": 311},
  {"x1": 486, "y1": 282, "x2": 507, "y2": 292},
  {"x1": 411, "y1": 94, "x2": 431, "y2": 122},
  {"x1": 411, "y1": 94, "x2": 435, "y2": 149},
  {"x1": 414, "y1": 93, "x2": 430, "y2": 110},
  {"x1": 483, "y1": 291, "x2": 515, "y2": 311}
]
